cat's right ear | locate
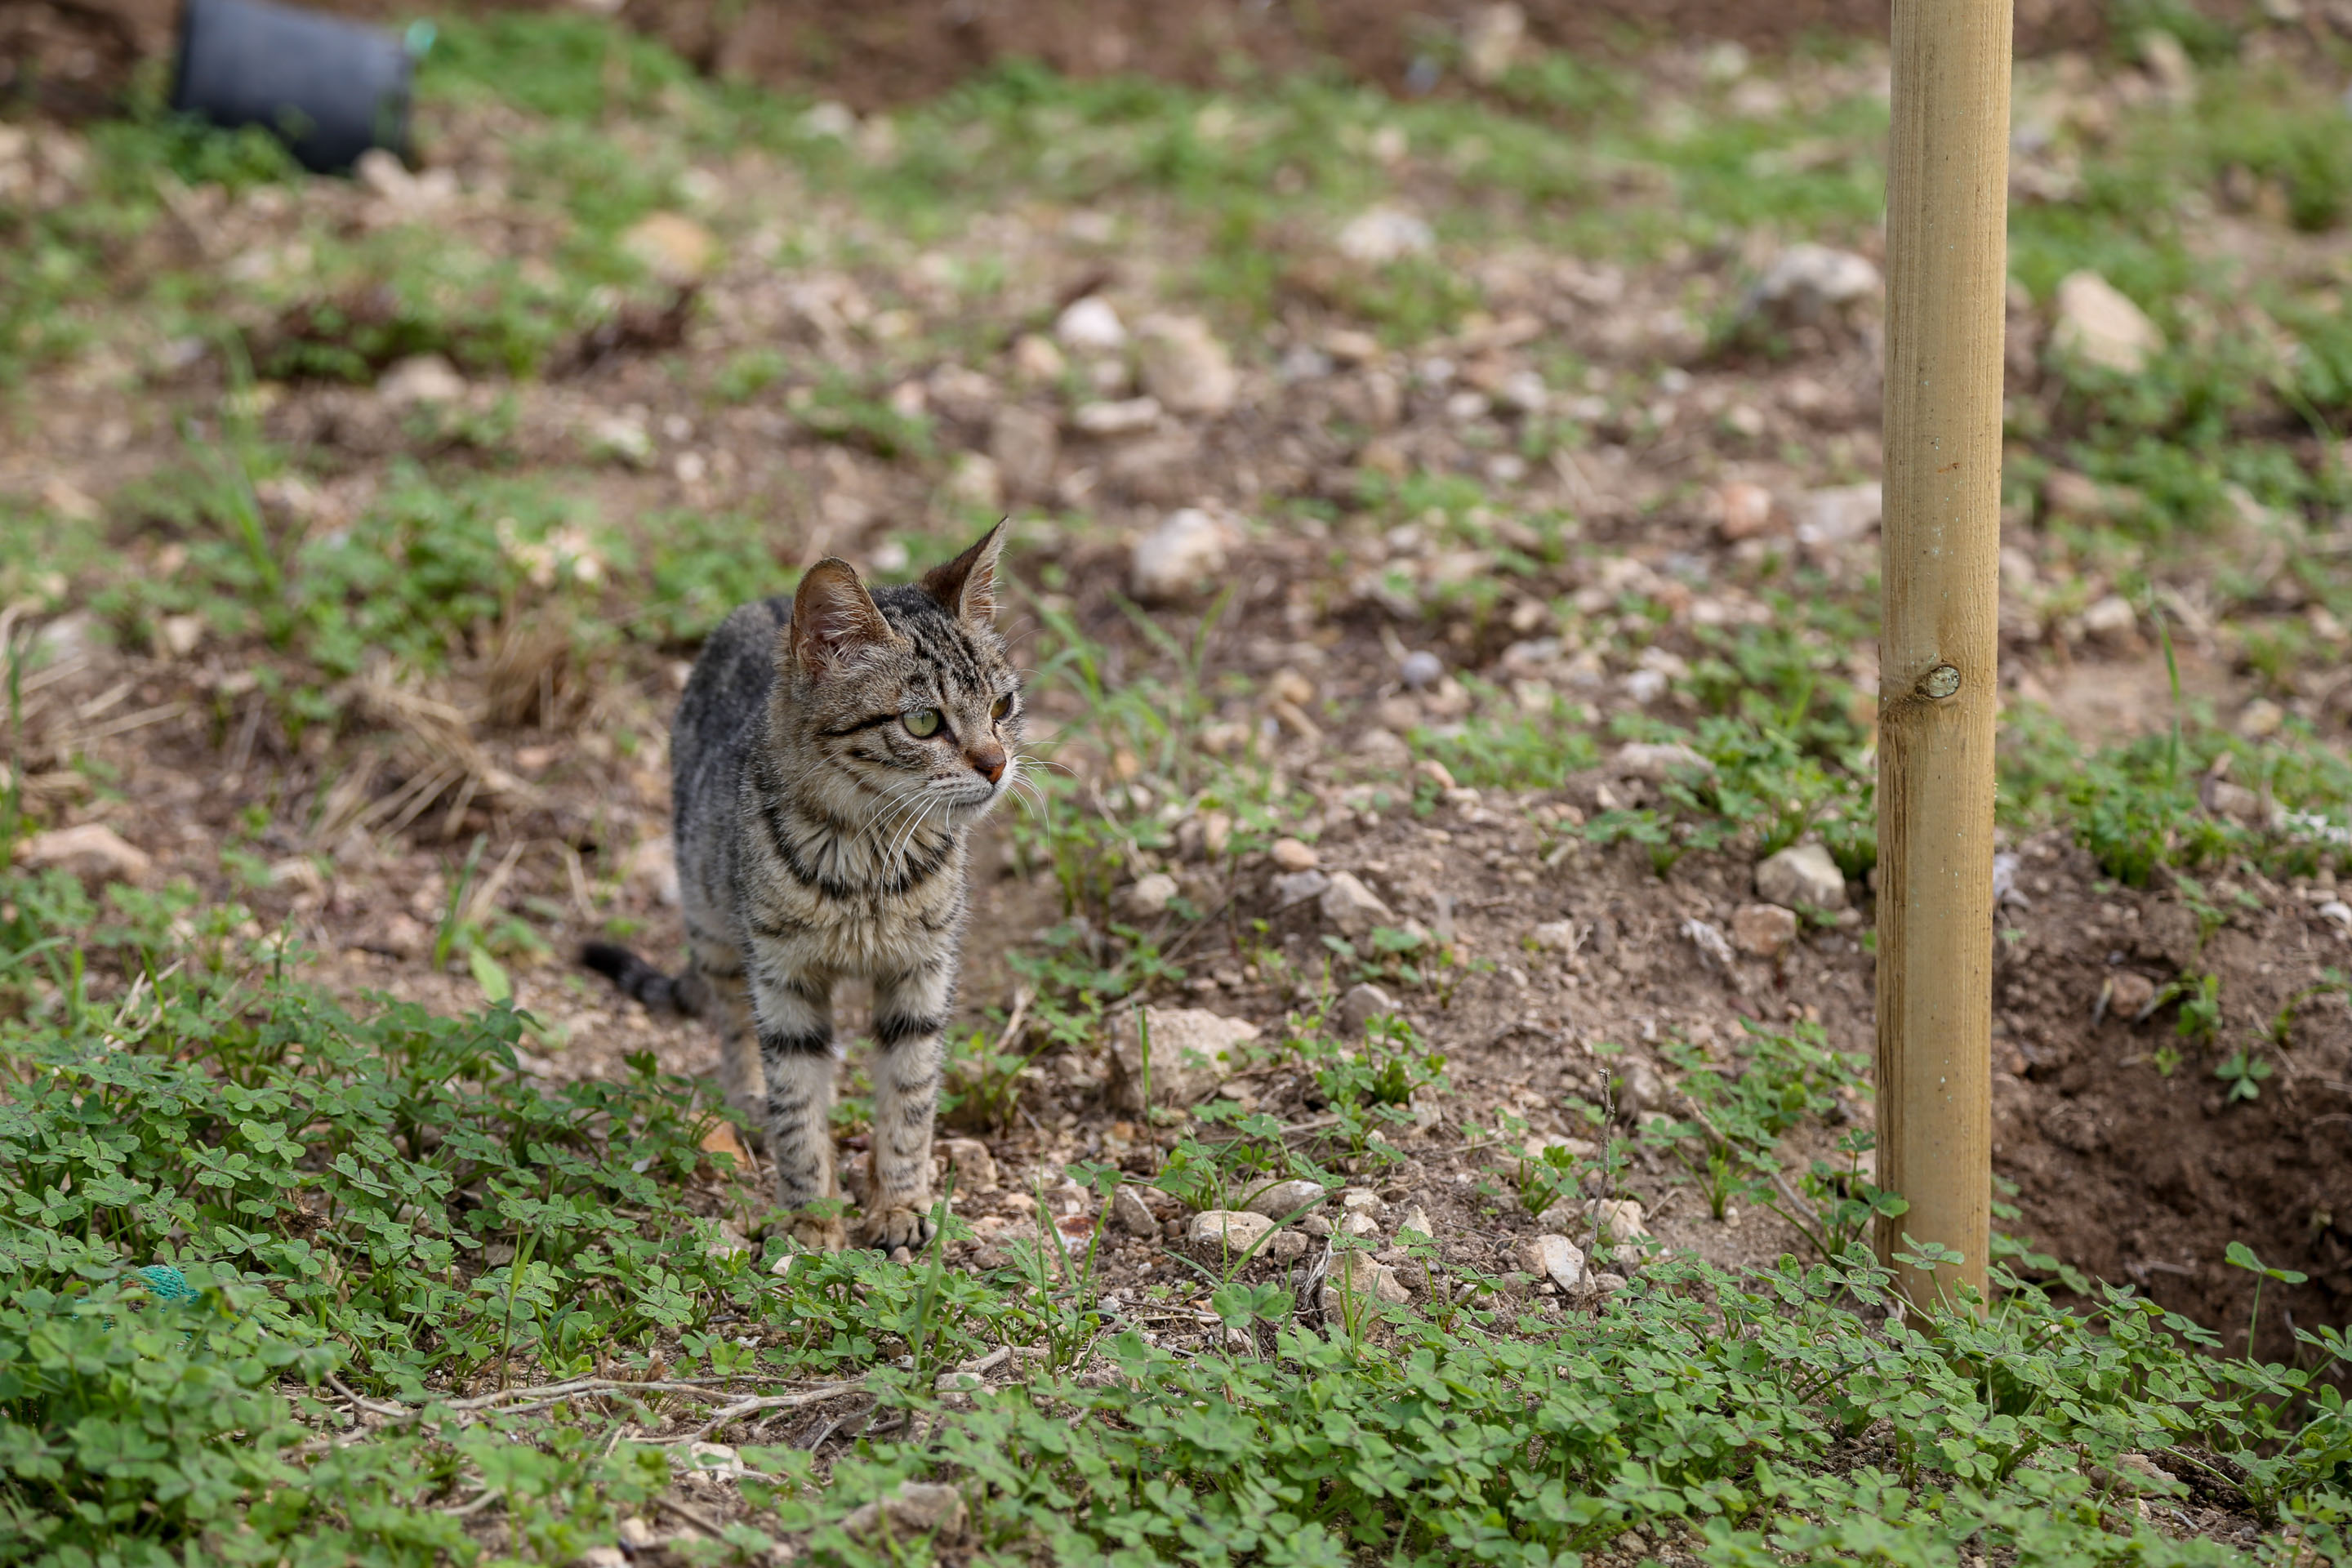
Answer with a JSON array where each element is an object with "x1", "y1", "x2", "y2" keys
[{"x1": 788, "y1": 559, "x2": 897, "y2": 677}]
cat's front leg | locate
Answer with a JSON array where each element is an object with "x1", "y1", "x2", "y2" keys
[
  {"x1": 863, "y1": 963, "x2": 951, "y2": 1254},
  {"x1": 750, "y1": 966, "x2": 845, "y2": 1253}
]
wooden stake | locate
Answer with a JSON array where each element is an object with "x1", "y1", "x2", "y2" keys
[{"x1": 1875, "y1": 0, "x2": 2011, "y2": 1304}]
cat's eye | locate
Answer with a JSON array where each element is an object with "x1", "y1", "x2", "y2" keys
[
  {"x1": 991, "y1": 694, "x2": 1014, "y2": 721},
  {"x1": 903, "y1": 709, "x2": 943, "y2": 738}
]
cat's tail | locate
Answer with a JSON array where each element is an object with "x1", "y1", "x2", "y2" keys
[{"x1": 580, "y1": 942, "x2": 702, "y2": 1018}]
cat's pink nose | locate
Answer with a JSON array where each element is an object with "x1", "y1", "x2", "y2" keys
[{"x1": 969, "y1": 744, "x2": 1006, "y2": 784}]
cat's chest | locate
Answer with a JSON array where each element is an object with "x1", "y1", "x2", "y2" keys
[{"x1": 746, "y1": 830, "x2": 965, "y2": 970}]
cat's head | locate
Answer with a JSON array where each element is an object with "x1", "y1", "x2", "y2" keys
[{"x1": 780, "y1": 522, "x2": 1024, "y2": 824}]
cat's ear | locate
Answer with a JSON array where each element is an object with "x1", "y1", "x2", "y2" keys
[
  {"x1": 789, "y1": 559, "x2": 896, "y2": 677},
  {"x1": 919, "y1": 519, "x2": 1008, "y2": 628}
]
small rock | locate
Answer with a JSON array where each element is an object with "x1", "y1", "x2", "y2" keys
[
  {"x1": 157, "y1": 613, "x2": 204, "y2": 657},
  {"x1": 1339, "y1": 1211, "x2": 1381, "y2": 1240},
  {"x1": 940, "y1": 1137, "x2": 998, "y2": 1192},
  {"x1": 1793, "y1": 482, "x2": 1882, "y2": 547},
  {"x1": 1613, "y1": 1059, "x2": 1668, "y2": 1119},
  {"x1": 842, "y1": 1481, "x2": 968, "y2": 1543},
  {"x1": 577, "y1": 1548, "x2": 627, "y2": 1568},
  {"x1": 704, "y1": 1219, "x2": 752, "y2": 1262},
  {"x1": 587, "y1": 413, "x2": 654, "y2": 468},
  {"x1": 944, "y1": 452, "x2": 1002, "y2": 511},
  {"x1": 1337, "y1": 206, "x2": 1434, "y2": 264},
  {"x1": 700, "y1": 1120, "x2": 750, "y2": 1165},
  {"x1": 1130, "y1": 507, "x2": 1232, "y2": 603},
  {"x1": 1745, "y1": 244, "x2": 1882, "y2": 327},
  {"x1": 1117, "y1": 872, "x2": 1180, "y2": 919},
  {"x1": 1529, "y1": 920, "x2": 1580, "y2": 952},
  {"x1": 1111, "y1": 1185, "x2": 1160, "y2": 1236},
  {"x1": 1189, "y1": 1209, "x2": 1277, "y2": 1252},
  {"x1": 1393, "y1": 1204, "x2": 1433, "y2": 1241},
  {"x1": 1271, "y1": 837, "x2": 1319, "y2": 872},
  {"x1": 1075, "y1": 396, "x2": 1163, "y2": 435},
  {"x1": 621, "y1": 212, "x2": 717, "y2": 285},
  {"x1": 1400, "y1": 650, "x2": 1444, "y2": 689},
  {"x1": 1010, "y1": 332, "x2": 1066, "y2": 382},
  {"x1": 2051, "y1": 271, "x2": 2164, "y2": 376},
  {"x1": 2317, "y1": 900, "x2": 2352, "y2": 933},
  {"x1": 988, "y1": 406, "x2": 1059, "y2": 499},
  {"x1": 1109, "y1": 1006, "x2": 1261, "y2": 1111},
  {"x1": 2091, "y1": 1450, "x2": 2176, "y2": 1495},
  {"x1": 1731, "y1": 902, "x2": 1800, "y2": 959},
  {"x1": 1135, "y1": 314, "x2": 1238, "y2": 416},
  {"x1": 41, "y1": 477, "x2": 99, "y2": 523},
  {"x1": 800, "y1": 101, "x2": 856, "y2": 139},
  {"x1": 1054, "y1": 296, "x2": 1127, "y2": 351},
  {"x1": 2139, "y1": 30, "x2": 2196, "y2": 105},
  {"x1": 1612, "y1": 742, "x2": 1713, "y2": 782},
  {"x1": 1321, "y1": 871, "x2": 1395, "y2": 939},
  {"x1": 1683, "y1": 918, "x2": 1735, "y2": 968},
  {"x1": 376, "y1": 354, "x2": 466, "y2": 407},
  {"x1": 2081, "y1": 595, "x2": 2138, "y2": 645},
  {"x1": 1336, "y1": 981, "x2": 1396, "y2": 1036},
  {"x1": 1715, "y1": 480, "x2": 1778, "y2": 541},
  {"x1": 1359, "y1": 728, "x2": 1412, "y2": 769},
  {"x1": 2203, "y1": 777, "x2": 2263, "y2": 824},
  {"x1": 1321, "y1": 1250, "x2": 1413, "y2": 1317},
  {"x1": 1461, "y1": 2, "x2": 1526, "y2": 83},
  {"x1": 1754, "y1": 843, "x2": 1848, "y2": 911},
  {"x1": 1245, "y1": 1178, "x2": 1330, "y2": 1220},
  {"x1": 1495, "y1": 368, "x2": 1548, "y2": 415},
  {"x1": 1993, "y1": 849, "x2": 2025, "y2": 907},
  {"x1": 1517, "y1": 1233, "x2": 1587, "y2": 1292},
  {"x1": 2238, "y1": 699, "x2": 2286, "y2": 739},
  {"x1": 19, "y1": 823, "x2": 151, "y2": 887},
  {"x1": 1588, "y1": 1197, "x2": 1650, "y2": 1247},
  {"x1": 1267, "y1": 1229, "x2": 1312, "y2": 1261},
  {"x1": 2105, "y1": 970, "x2": 2158, "y2": 1020},
  {"x1": 2042, "y1": 469, "x2": 2115, "y2": 519},
  {"x1": 625, "y1": 835, "x2": 680, "y2": 907},
  {"x1": 1271, "y1": 868, "x2": 1333, "y2": 908}
]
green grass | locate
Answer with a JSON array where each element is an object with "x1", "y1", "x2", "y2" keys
[{"x1": 6, "y1": 869, "x2": 2351, "y2": 1565}]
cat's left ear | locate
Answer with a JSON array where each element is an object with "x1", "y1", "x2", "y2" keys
[{"x1": 920, "y1": 519, "x2": 1008, "y2": 628}]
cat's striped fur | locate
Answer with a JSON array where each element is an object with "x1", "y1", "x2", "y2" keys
[{"x1": 585, "y1": 524, "x2": 1021, "y2": 1254}]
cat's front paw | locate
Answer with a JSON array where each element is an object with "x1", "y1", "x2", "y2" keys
[
  {"x1": 779, "y1": 1209, "x2": 849, "y2": 1254},
  {"x1": 857, "y1": 1205, "x2": 939, "y2": 1256}
]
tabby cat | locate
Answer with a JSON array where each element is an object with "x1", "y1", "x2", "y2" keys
[{"x1": 584, "y1": 523, "x2": 1021, "y2": 1254}]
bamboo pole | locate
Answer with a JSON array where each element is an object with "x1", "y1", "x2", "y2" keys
[{"x1": 1874, "y1": 0, "x2": 2011, "y2": 1305}]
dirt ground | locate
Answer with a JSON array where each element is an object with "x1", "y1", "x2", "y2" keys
[
  {"x1": 20, "y1": 525, "x2": 2351, "y2": 1362},
  {"x1": 7, "y1": 0, "x2": 2350, "y2": 1381},
  {"x1": 2, "y1": 0, "x2": 2238, "y2": 114}
]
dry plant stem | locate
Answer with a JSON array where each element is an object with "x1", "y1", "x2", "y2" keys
[
  {"x1": 1874, "y1": 0, "x2": 2010, "y2": 1303},
  {"x1": 654, "y1": 1494, "x2": 729, "y2": 1537},
  {"x1": 324, "y1": 1370, "x2": 867, "y2": 1428}
]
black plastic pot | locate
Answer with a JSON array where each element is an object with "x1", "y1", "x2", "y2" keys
[{"x1": 169, "y1": 0, "x2": 415, "y2": 174}]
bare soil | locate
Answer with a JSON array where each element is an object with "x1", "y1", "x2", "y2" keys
[
  {"x1": 20, "y1": 513, "x2": 2349, "y2": 1362},
  {"x1": 4, "y1": 11, "x2": 2346, "y2": 1390}
]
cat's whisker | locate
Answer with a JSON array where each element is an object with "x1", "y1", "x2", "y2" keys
[
  {"x1": 1006, "y1": 773, "x2": 1051, "y2": 826},
  {"x1": 888, "y1": 791, "x2": 946, "y2": 865}
]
